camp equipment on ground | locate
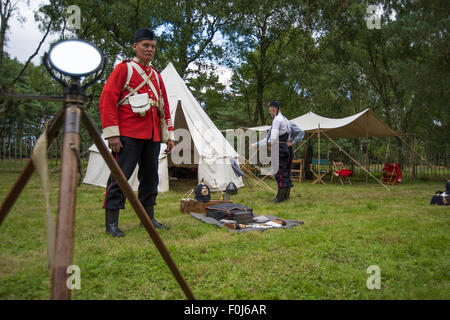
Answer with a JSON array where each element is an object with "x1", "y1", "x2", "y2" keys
[{"x1": 206, "y1": 203, "x2": 254, "y2": 224}]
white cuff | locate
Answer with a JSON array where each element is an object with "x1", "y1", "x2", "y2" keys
[
  {"x1": 103, "y1": 126, "x2": 120, "y2": 139},
  {"x1": 168, "y1": 130, "x2": 175, "y2": 141}
]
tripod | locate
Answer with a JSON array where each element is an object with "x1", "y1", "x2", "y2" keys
[{"x1": 0, "y1": 79, "x2": 195, "y2": 300}]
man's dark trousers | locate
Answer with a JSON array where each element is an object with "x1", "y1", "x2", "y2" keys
[
  {"x1": 274, "y1": 134, "x2": 293, "y2": 189},
  {"x1": 104, "y1": 136, "x2": 161, "y2": 209}
]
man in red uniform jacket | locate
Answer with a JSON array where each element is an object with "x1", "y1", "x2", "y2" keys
[{"x1": 99, "y1": 28, "x2": 175, "y2": 237}]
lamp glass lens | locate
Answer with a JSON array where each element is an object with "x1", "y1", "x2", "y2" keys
[{"x1": 49, "y1": 40, "x2": 102, "y2": 76}]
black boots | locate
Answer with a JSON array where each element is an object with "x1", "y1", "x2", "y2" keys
[
  {"x1": 106, "y1": 207, "x2": 168, "y2": 237},
  {"x1": 285, "y1": 187, "x2": 291, "y2": 201},
  {"x1": 272, "y1": 188, "x2": 282, "y2": 202},
  {"x1": 105, "y1": 209, "x2": 125, "y2": 237},
  {"x1": 272, "y1": 187, "x2": 291, "y2": 203},
  {"x1": 273, "y1": 187, "x2": 287, "y2": 203},
  {"x1": 144, "y1": 206, "x2": 169, "y2": 230}
]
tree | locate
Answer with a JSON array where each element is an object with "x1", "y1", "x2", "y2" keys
[
  {"x1": 344, "y1": 0, "x2": 450, "y2": 167},
  {"x1": 151, "y1": 0, "x2": 235, "y2": 77},
  {"x1": 0, "y1": 0, "x2": 24, "y2": 70},
  {"x1": 223, "y1": 0, "x2": 305, "y2": 126}
]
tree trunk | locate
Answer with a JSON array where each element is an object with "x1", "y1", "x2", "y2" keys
[
  {"x1": 0, "y1": 0, "x2": 14, "y2": 70},
  {"x1": 395, "y1": 136, "x2": 404, "y2": 169},
  {"x1": 254, "y1": 79, "x2": 264, "y2": 126},
  {"x1": 254, "y1": 38, "x2": 266, "y2": 126},
  {"x1": 384, "y1": 139, "x2": 390, "y2": 163}
]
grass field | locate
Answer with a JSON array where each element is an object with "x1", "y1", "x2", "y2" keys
[{"x1": 0, "y1": 170, "x2": 448, "y2": 300}]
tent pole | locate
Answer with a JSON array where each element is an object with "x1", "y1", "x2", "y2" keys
[
  {"x1": 239, "y1": 156, "x2": 276, "y2": 193},
  {"x1": 412, "y1": 135, "x2": 416, "y2": 181},
  {"x1": 366, "y1": 112, "x2": 369, "y2": 184},
  {"x1": 293, "y1": 131, "x2": 316, "y2": 154},
  {"x1": 318, "y1": 124, "x2": 320, "y2": 179},
  {"x1": 294, "y1": 132, "x2": 316, "y2": 181}
]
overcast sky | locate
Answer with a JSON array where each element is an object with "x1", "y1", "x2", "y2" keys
[
  {"x1": 5, "y1": 0, "x2": 59, "y2": 65},
  {"x1": 5, "y1": 0, "x2": 233, "y2": 87}
]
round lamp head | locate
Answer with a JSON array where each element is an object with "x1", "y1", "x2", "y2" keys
[{"x1": 48, "y1": 39, "x2": 103, "y2": 77}]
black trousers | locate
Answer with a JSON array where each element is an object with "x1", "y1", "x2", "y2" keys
[
  {"x1": 104, "y1": 136, "x2": 161, "y2": 210},
  {"x1": 430, "y1": 195, "x2": 449, "y2": 205},
  {"x1": 274, "y1": 143, "x2": 294, "y2": 189}
]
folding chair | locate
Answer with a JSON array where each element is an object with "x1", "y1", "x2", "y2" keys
[
  {"x1": 330, "y1": 161, "x2": 352, "y2": 185},
  {"x1": 382, "y1": 163, "x2": 398, "y2": 185},
  {"x1": 309, "y1": 158, "x2": 329, "y2": 184},
  {"x1": 290, "y1": 159, "x2": 303, "y2": 182}
]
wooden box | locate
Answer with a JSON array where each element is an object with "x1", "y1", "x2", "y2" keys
[{"x1": 180, "y1": 198, "x2": 232, "y2": 214}]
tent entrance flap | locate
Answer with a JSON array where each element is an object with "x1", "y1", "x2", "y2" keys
[{"x1": 168, "y1": 100, "x2": 199, "y2": 169}]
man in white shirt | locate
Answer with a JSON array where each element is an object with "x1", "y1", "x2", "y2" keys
[{"x1": 251, "y1": 101, "x2": 294, "y2": 202}]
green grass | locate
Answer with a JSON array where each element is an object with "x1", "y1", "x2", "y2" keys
[{"x1": 0, "y1": 170, "x2": 449, "y2": 300}]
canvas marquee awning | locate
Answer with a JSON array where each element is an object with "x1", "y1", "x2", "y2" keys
[
  {"x1": 226, "y1": 108, "x2": 400, "y2": 139},
  {"x1": 290, "y1": 108, "x2": 400, "y2": 139},
  {"x1": 223, "y1": 108, "x2": 399, "y2": 190}
]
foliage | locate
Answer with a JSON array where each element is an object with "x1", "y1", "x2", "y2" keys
[
  {"x1": 0, "y1": 55, "x2": 62, "y2": 142},
  {"x1": 0, "y1": 0, "x2": 448, "y2": 165}
]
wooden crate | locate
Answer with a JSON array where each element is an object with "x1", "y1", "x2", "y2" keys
[{"x1": 180, "y1": 198, "x2": 232, "y2": 214}]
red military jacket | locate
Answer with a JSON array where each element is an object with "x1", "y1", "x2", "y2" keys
[{"x1": 99, "y1": 57, "x2": 174, "y2": 141}]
